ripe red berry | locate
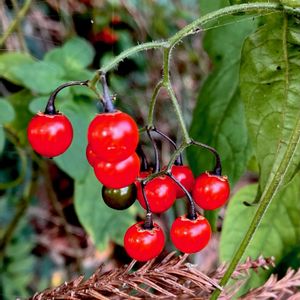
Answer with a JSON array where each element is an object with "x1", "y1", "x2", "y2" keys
[
  {"x1": 170, "y1": 213, "x2": 211, "y2": 253},
  {"x1": 192, "y1": 172, "x2": 230, "y2": 210},
  {"x1": 27, "y1": 112, "x2": 73, "y2": 158},
  {"x1": 170, "y1": 165, "x2": 195, "y2": 198},
  {"x1": 86, "y1": 144, "x2": 99, "y2": 166},
  {"x1": 93, "y1": 152, "x2": 140, "y2": 189},
  {"x1": 87, "y1": 111, "x2": 139, "y2": 162},
  {"x1": 137, "y1": 176, "x2": 176, "y2": 213},
  {"x1": 124, "y1": 222, "x2": 165, "y2": 261}
]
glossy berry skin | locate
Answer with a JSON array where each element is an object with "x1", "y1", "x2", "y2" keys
[
  {"x1": 170, "y1": 213, "x2": 211, "y2": 253},
  {"x1": 192, "y1": 172, "x2": 230, "y2": 210},
  {"x1": 137, "y1": 176, "x2": 176, "y2": 213},
  {"x1": 27, "y1": 112, "x2": 73, "y2": 158},
  {"x1": 94, "y1": 152, "x2": 140, "y2": 189},
  {"x1": 124, "y1": 222, "x2": 165, "y2": 261},
  {"x1": 87, "y1": 111, "x2": 139, "y2": 162},
  {"x1": 171, "y1": 165, "x2": 195, "y2": 198},
  {"x1": 102, "y1": 183, "x2": 137, "y2": 210},
  {"x1": 86, "y1": 144, "x2": 99, "y2": 166}
]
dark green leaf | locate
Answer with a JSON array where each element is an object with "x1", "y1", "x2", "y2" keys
[
  {"x1": 188, "y1": 15, "x2": 256, "y2": 185},
  {"x1": 45, "y1": 37, "x2": 95, "y2": 70},
  {"x1": 75, "y1": 170, "x2": 140, "y2": 250},
  {"x1": 240, "y1": 16, "x2": 300, "y2": 193},
  {"x1": 220, "y1": 174, "x2": 300, "y2": 290},
  {"x1": 10, "y1": 61, "x2": 65, "y2": 94},
  {"x1": 0, "y1": 98, "x2": 15, "y2": 123},
  {"x1": 53, "y1": 99, "x2": 97, "y2": 181},
  {"x1": 0, "y1": 52, "x2": 35, "y2": 85}
]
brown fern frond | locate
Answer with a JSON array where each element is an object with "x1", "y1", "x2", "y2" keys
[
  {"x1": 29, "y1": 253, "x2": 277, "y2": 299},
  {"x1": 240, "y1": 268, "x2": 300, "y2": 300}
]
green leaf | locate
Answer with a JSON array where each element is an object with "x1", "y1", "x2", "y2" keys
[
  {"x1": 45, "y1": 37, "x2": 95, "y2": 70},
  {"x1": 10, "y1": 61, "x2": 65, "y2": 94},
  {"x1": 29, "y1": 96, "x2": 49, "y2": 114},
  {"x1": 220, "y1": 173, "x2": 300, "y2": 291},
  {"x1": 240, "y1": 16, "x2": 300, "y2": 193},
  {"x1": 7, "y1": 90, "x2": 33, "y2": 145},
  {"x1": 74, "y1": 170, "x2": 139, "y2": 250},
  {"x1": 199, "y1": 0, "x2": 229, "y2": 15},
  {"x1": 0, "y1": 98, "x2": 15, "y2": 123},
  {"x1": 0, "y1": 52, "x2": 35, "y2": 85},
  {"x1": 53, "y1": 99, "x2": 97, "y2": 181},
  {"x1": 188, "y1": 14, "x2": 256, "y2": 185}
]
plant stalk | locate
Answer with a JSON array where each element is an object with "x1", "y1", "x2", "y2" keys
[{"x1": 0, "y1": 0, "x2": 32, "y2": 47}]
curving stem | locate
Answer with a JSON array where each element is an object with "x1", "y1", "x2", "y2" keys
[
  {"x1": 146, "y1": 127, "x2": 160, "y2": 173},
  {"x1": 44, "y1": 80, "x2": 89, "y2": 115},
  {"x1": 165, "y1": 172, "x2": 197, "y2": 220},
  {"x1": 152, "y1": 127, "x2": 183, "y2": 165},
  {"x1": 136, "y1": 144, "x2": 149, "y2": 172},
  {"x1": 100, "y1": 73, "x2": 116, "y2": 113},
  {"x1": 191, "y1": 139, "x2": 222, "y2": 176},
  {"x1": 140, "y1": 181, "x2": 154, "y2": 229}
]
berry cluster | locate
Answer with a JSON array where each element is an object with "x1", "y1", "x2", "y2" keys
[{"x1": 27, "y1": 76, "x2": 230, "y2": 262}]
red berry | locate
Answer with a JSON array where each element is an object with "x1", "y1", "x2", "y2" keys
[
  {"x1": 124, "y1": 222, "x2": 165, "y2": 261},
  {"x1": 27, "y1": 112, "x2": 73, "y2": 158},
  {"x1": 170, "y1": 213, "x2": 211, "y2": 253},
  {"x1": 137, "y1": 176, "x2": 176, "y2": 213},
  {"x1": 93, "y1": 152, "x2": 140, "y2": 189},
  {"x1": 170, "y1": 165, "x2": 195, "y2": 198},
  {"x1": 192, "y1": 172, "x2": 230, "y2": 210},
  {"x1": 86, "y1": 144, "x2": 99, "y2": 166},
  {"x1": 87, "y1": 111, "x2": 139, "y2": 162},
  {"x1": 93, "y1": 27, "x2": 118, "y2": 44}
]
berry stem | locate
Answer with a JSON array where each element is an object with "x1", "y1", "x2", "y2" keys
[
  {"x1": 100, "y1": 74, "x2": 116, "y2": 113},
  {"x1": 162, "y1": 47, "x2": 191, "y2": 144},
  {"x1": 140, "y1": 182, "x2": 153, "y2": 230},
  {"x1": 191, "y1": 139, "x2": 222, "y2": 176},
  {"x1": 147, "y1": 80, "x2": 163, "y2": 127},
  {"x1": 166, "y1": 142, "x2": 190, "y2": 173},
  {"x1": 44, "y1": 80, "x2": 89, "y2": 115},
  {"x1": 166, "y1": 173, "x2": 197, "y2": 220},
  {"x1": 152, "y1": 127, "x2": 183, "y2": 165},
  {"x1": 136, "y1": 144, "x2": 149, "y2": 172},
  {"x1": 147, "y1": 127, "x2": 160, "y2": 173}
]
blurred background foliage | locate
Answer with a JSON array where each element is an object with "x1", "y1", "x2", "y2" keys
[{"x1": 0, "y1": 0, "x2": 300, "y2": 299}]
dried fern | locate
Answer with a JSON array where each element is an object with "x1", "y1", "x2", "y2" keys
[
  {"x1": 30, "y1": 252, "x2": 280, "y2": 299},
  {"x1": 240, "y1": 268, "x2": 300, "y2": 300}
]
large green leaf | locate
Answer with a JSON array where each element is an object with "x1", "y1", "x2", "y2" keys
[
  {"x1": 187, "y1": 9, "x2": 256, "y2": 185},
  {"x1": 0, "y1": 52, "x2": 35, "y2": 85},
  {"x1": 74, "y1": 170, "x2": 140, "y2": 250},
  {"x1": 10, "y1": 61, "x2": 66, "y2": 94},
  {"x1": 45, "y1": 37, "x2": 95, "y2": 70},
  {"x1": 53, "y1": 100, "x2": 97, "y2": 181},
  {"x1": 220, "y1": 173, "x2": 300, "y2": 290},
  {"x1": 240, "y1": 15, "x2": 300, "y2": 194}
]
